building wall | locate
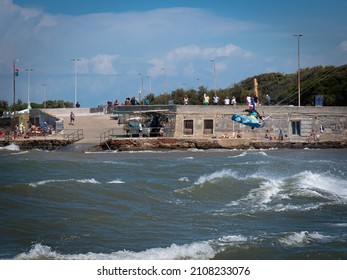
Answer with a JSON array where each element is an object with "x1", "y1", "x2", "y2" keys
[
  {"x1": 174, "y1": 105, "x2": 347, "y2": 141},
  {"x1": 28, "y1": 106, "x2": 347, "y2": 142}
]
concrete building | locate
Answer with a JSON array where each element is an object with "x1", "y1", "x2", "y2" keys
[
  {"x1": 173, "y1": 105, "x2": 347, "y2": 141},
  {"x1": 18, "y1": 105, "x2": 347, "y2": 142}
]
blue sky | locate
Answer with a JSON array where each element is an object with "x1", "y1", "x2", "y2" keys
[{"x1": 1, "y1": 0, "x2": 347, "y2": 107}]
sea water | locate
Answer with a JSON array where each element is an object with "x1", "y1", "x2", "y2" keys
[{"x1": 0, "y1": 144, "x2": 346, "y2": 260}]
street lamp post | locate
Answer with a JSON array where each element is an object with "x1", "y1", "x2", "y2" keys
[
  {"x1": 147, "y1": 75, "x2": 151, "y2": 95},
  {"x1": 12, "y1": 59, "x2": 19, "y2": 117},
  {"x1": 162, "y1": 67, "x2": 166, "y2": 95},
  {"x1": 72, "y1": 58, "x2": 82, "y2": 107},
  {"x1": 210, "y1": 59, "x2": 216, "y2": 95},
  {"x1": 25, "y1": 68, "x2": 34, "y2": 110},
  {"x1": 42, "y1": 84, "x2": 47, "y2": 108},
  {"x1": 293, "y1": 34, "x2": 303, "y2": 107},
  {"x1": 138, "y1": 73, "x2": 143, "y2": 105}
]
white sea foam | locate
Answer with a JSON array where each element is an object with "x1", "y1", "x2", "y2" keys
[
  {"x1": 10, "y1": 150, "x2": 28, "y2": 155},
  {"x1": 187, "y1": 148, "x2": 205, "y2": 152},
  {"x1": 229, "y1": 178, "x2": 284, "y2": 208},
  {"x1": 229, "y1": 151, "x2": 248, "y2": 158},
  {"x1": 178, "y1": 177, "x2": 189, "y2": 182},
  {"x1": 252, "y1": 179, "x2": 284, "y2": 204},
  {"x1": 0, "y1": 143, "x2": 20, "y2": 151},
  {"x1": 296, "y1": 171, "x2": 347, "y2": 201},
  {"x1": 229, "y1": 150, "x2": 269, "y2": 159},
  {"x1": 14, "y1": 234, "x2": 250, "y2": 260},
  {"x1": 194, "y1": 169, "x2": 237, "y2": 186},
  {"x1": 14, "y1": 241, "x2": 217, "y2": 260},
  {"x1": 278, "y1": 231, "x2": 331, "y2": 246},
  {"x1": 77, "y1": 178, "x2": 100, "y2": 184},
  {"x1": 180, "y1": 156, "x2": 194, "y2": 160},
  {"x1": 216, "y1": 235, "x2": 248, "y2": 243},
  {"x1": 176, "y1": 169, "x2": 237, "y2": 193},
  {"x1": 255, "y1": 151, "x2": 269, "y2": 156},
  {"x1": 107, "y1": 179, "x2": 125, "y2": 184},
  {"x1": 331, "y1": 223, "x2": 347, "y2": 227},
  {"x1": 225, "y1": 169, "x2": 347, "y2": 213},
  {"x1": 29, "y1": 178, "x2": 101, "y2": 187}
]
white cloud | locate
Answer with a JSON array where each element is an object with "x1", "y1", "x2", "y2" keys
[
  {"x1": 339, "y1": 41, "x2": 347, "y2": 52},
  {"x1": 166, "y1": 43, "x2": 245, "y2": 61},
  {"x1": 89, "y1": 54, "x2": 119, "y2": 75},
  {"x1": 3, "y1": 0, "x2": 344, "y2": 106}
]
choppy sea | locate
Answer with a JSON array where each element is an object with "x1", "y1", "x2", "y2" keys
[{"x1": 1, "y1": 144, "x2": 346, "y2": 260}]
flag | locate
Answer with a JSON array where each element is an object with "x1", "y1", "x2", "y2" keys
[{"x1": 14, "y1": 68, "x2": 19, "y2": 76}]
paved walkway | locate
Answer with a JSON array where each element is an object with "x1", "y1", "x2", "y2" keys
[{"x1": 59, "y1": 113, "x2": 124, "y2": 144}]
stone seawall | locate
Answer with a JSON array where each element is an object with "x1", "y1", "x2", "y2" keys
[
  {"x1": 92, "y1": 138, "x2": 347, "y2": 152},
  {"x1": 0, "y1": 139, "x2": 73, "y2": 151},
  {"x1": 1, "y1": 138, "x2": 346, "y2": 151}
]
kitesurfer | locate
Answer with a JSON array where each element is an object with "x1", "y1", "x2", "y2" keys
[
  {"x1": 242, "y1": 98, "x2": 263, "y2": 129},
  {"x1": 244, "y1": 98, "x2": 262, "y2": 120}
]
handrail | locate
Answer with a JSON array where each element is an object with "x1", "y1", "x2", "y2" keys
[
  {"x1": 63, "y1": 129, "x2": 84, "y2": 142},
  {"x1": 100, "y1": 128, "x2": 120, "y2": 144}
]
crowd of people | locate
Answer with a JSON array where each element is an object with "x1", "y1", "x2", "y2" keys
[
  {"x1": 8, "y1": 121, "x2": 55, "y2": 140},
  {"x1": 182, "y1": 93, "x2": 269, "y2": 107},
  {"x1": 106, "y1": 92, "x2": 271, "y2": 107},
  {"x1": 108, "y1": 96, "x2": 151, "y2": 107}
]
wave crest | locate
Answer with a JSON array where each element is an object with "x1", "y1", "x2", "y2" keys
[
  {"x1": 0, "y1": 143, "x2": 20, "y2": 151},
  {"x1": 29, "y1": 178, "x2": 101, "y2": 187},
  {"x1": 15, "y1": 241, "x2": 217, "y2": 260},
  {"x1": 278, "y1": 231, "x2": 331, "y2": 246}
]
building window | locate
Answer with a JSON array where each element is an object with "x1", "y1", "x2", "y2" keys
[
  {"x1": 291, "y1": 120, "x2": 301, "y2": 136},
  {"x1": 203, "y1": 119, "x2": 214, "y2": 135},
  {"x1": 184, "y1": 120, "x2": 194, "y2": 135}
]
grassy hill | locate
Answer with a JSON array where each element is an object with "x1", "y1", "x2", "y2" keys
[{"x1": 151, "y1": 64, "x2": 347, "y2": 106}]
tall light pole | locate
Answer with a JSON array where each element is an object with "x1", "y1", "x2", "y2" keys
[
  {"x1": 25, "y1": 68, "x2": 34, "y2": 110},
  {"x1": 293, "y1": 34, "x2": 303, "y2": 107},
  {"x1": 42, "y1": 83, "x2": 47, "y2": 108},
  {"x1": 147, "y1": 75, "x2": 151, "y2": 95},
  {"x1": 72, "y1": 58, "x2": 82, "y2": 107},
  {"x1": 162, "y1": 67, "x2": 166, "y2": 95},
  {"x1": 210, "y1": 59, "x2": 216, "y2": 95},
  {"x1": 138, "y1": 73, "x2": 143, "y2": 105},
  {"x1": 12, "y1": 59, "x2": 18, "y2": 117}
]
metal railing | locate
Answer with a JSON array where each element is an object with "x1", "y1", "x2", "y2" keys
[
  {"x1": 63, "y1": 129, "x2": 84, "y2": 142},
  {"x1": 100, "y1": 128, "x2": 120, "y2": 144}
]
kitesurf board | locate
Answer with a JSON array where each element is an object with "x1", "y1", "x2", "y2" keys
[{"x1": 231, "y1": 114, "x2": 263, "y2": 128}]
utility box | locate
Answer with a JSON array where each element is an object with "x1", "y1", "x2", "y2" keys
[{"x1": 55, "y1": 120, "x2": 64, "y2": 132}]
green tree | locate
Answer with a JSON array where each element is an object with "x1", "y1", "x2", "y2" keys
[{"x1": 0, "y1": 100, "x2": 9, "y2": 115}]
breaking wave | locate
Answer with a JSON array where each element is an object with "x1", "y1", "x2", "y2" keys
[
  {"x1": 14, "y1": 231, "x2": 338, "y2": 260},
  {"x1": 0, "y1": 143, "x2": 20, "y2": 151},
  {"x1": 29, "y1": 178, "x2": 101, "y2": 188}
]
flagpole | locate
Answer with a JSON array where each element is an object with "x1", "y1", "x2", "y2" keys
[{"x1": 13, "y1": 59, "x2": 17, "y2": 117}]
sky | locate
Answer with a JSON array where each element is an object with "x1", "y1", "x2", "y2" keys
[{"x1": 1, "y1": 0, "x2": 347, "y2": 107}]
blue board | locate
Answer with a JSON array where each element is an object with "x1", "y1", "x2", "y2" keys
[{"x1": 231, "y1": 114, "x2": 264, "y2": 128}]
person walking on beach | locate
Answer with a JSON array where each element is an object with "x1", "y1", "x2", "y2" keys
[{"x1": 69, "y1": 111, "x2": 75, "y2": 125}]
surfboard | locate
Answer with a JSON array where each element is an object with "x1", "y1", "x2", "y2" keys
[{"x1": 231, "y1": 114, "x2": 264, "y2": 128}]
